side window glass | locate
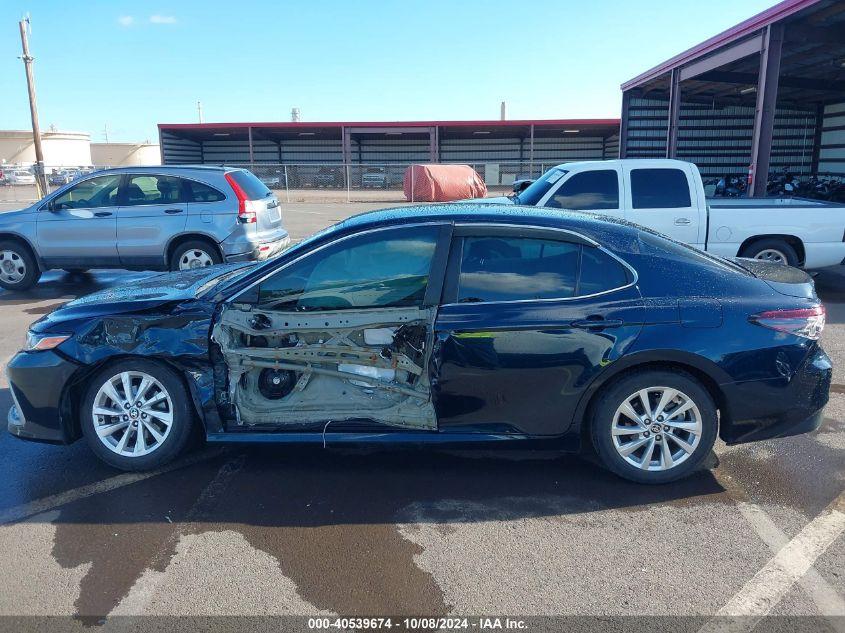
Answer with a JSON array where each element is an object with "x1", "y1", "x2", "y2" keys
[
  {"x1": 123, "y1": 175, "x2": 185, "y2": 206},
  {"x1": 578, "y1": 247, "x2": 630, "y2": 295},
  {"x1": 545, "y1": 170, "x2": 619, "y2": 210},
  {"x1": 257, "y1": 226, "x2": 439, "y2": 311},
  {"x1": 457, "y1": 237, "x2": 579, "y2": 303},
  {"x1": 188, "y1": 180, "x2": 226, "y2": 203},
  {"x1": 630, "y1": 168, "x2": 692, "y2": 209},
  {"x1": 51, "y1": 175, "x2": 121, "y2": 210}
]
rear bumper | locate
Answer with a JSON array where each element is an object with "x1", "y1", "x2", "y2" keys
[
  {"x1": 6, "y1": 349, "x2": 81, "y2": 444},
  {"x1": 720, "y1": 345, "x2": 832, "y2": 444},
  {"x1": 223, "y1": 233, "x2": 290, "y2": 263}
]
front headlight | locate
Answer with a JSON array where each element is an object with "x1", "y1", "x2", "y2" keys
[{"x1": 24, "y1": 331, "x2": 71, "y2": 351}]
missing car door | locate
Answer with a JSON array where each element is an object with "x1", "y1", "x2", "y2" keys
[{"x1": 211, "y1": 223, "x2": 450, "y2": 431}]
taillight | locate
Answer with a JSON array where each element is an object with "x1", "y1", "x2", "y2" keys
[
  {"x1": 224, "y1": 172, "x2": 257, "y2": 224},
  {"x1": 749, "y1": 305, "x2": 825, "y2": 340}
]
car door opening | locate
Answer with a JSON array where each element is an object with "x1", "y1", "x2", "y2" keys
[{"x1": 211, "y1": 305, "x2": 437, "y2": 430}]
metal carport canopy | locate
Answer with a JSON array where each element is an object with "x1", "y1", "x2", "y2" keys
[{"x1": 619, "y1": 0, "x2": 845, "y2": 195}]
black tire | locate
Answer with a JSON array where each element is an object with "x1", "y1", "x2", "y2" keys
[
  {"x1": 0, "y1": 239, "x2": 41, "y2": 291},
  {"x1": 590, "y1": 369, "x2": 718, "y2": 484},
  {"x1": 169, "y1": 239, "x2": 222, "y2": 272},
  {"x1": 80, "y1": 359, "x2": 194, "y2": 471},
  {"x1": 740, "y1": 238, "x2": 799, "y2": 267}
]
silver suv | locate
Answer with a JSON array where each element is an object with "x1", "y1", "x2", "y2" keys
[{"x1": 0, "y1": 165, "x2": 290, "y2": 291}]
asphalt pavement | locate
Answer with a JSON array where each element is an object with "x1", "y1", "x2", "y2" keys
[{"x1": 0, "y1": 201, "x2": 842, "y2": 630}]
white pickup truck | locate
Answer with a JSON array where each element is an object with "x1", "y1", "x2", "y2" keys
[{"x1": 486, "y1": 159, "x2": 845, "y2": 269}]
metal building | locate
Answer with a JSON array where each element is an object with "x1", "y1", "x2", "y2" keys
[
  {"x1": 620, "y1": 0, "x2": 845, "y2": 196},
  {"x1": 157, "y1": 119, "x2": 619, "y2": 186}
]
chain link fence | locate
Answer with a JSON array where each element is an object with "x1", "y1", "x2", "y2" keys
[
  {"x1": 1, "y1": 162, "x2": 557, "y2": 205},
  {"x1": 245, "y1": 162, "x2": 554, "y2": 203}
]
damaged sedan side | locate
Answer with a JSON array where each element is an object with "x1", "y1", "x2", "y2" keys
[{"x1": 6, "y1": 205, "x2": 832, "y2": 484}]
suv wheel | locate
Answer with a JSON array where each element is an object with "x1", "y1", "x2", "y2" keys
[
  {"x1": 81, "y1": 359, "x2": 194, "y2": 470},
  {"x1": 590, "y1": 369, "x2": 718, "y2": 484},
  {"x1": 170, "y1": 240, "x2": 222, "y2": 272},
  {"x1": 0, "y1": 240, "x2": 41, "y2": 291}
]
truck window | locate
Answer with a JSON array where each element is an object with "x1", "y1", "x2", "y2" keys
[
  {"x1": 630, "y1": 168, "x2": 691, "y2": 209},
  {"x1": 545, "y1": 170, "x2": 619, "y2": 210}
]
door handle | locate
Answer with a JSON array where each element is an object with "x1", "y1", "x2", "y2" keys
[
  {"x1": 572, "y1": 317, "x2": 624, "y2": 330},
  {"x1": 164, "y1": 208, "x2": 184, "y2": 214},
  {"x1": 674, "y1": 217, "x2": 691, "y2": 225},
  {"x1": 93, "y1": 211, "x2": 113, "y2": 217}
]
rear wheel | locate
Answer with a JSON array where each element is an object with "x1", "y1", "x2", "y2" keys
[
  {"x1": 740, "y1": 238, "x2": 799, "y2": 266},
  {"x1": 0, "y1": 240, "x2": 41, "y2": 291},
  {"x1": 81, "y1": 359, "x2": 194, "y2": 470},
  {"x1": 590, "y1": 370, "x2": 718, "y2": 484},
  {"x1": 170, "y1": 239, "x2": 222, "y2": 272}
]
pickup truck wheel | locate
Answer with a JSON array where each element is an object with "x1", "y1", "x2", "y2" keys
[
  {"x1": 170, "y1": 240, "x2": 222, "y2": 272},
  {"x1": 740, "y1": 239, "x2": 799, "y2": 266},
  {"x1": 0, "y1": 240, "x2": 41, "y2": 292},
  {"x1": 590, "y1": 370, "x2": 718, "y2": 484}
]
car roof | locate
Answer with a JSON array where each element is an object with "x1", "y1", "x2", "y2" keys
[
  {"x1": 92, "y1": 165, "x2": 234, "y2": 174},
  {"x1": 327, "y1": 203, "x2": 644, "y2": 244},
  {"x1": 548, "y1": 158, "x2": 692, "y2": 172}
]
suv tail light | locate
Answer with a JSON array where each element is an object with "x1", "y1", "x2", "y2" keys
[
  {"x1": 224, "y1": 172, "x2": 257, "y2": 224},
  {"x1": 749, "y1": 305, "x2": 825, "y2": 340}
]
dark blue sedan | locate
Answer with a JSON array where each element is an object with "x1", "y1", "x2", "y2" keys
[{"x1": 6, "y1": 204, "x2": 831, "y2": 483}]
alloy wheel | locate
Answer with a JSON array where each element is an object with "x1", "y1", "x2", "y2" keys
[
  {"x1": 92, "y1": 371, "x2": 174, "y2": 457},
  {"x1": 611, "y1": 386, "x2": 702, "y2": 471},
  {"x1": 0, "y1": 250, "x2": 26, "y2": 284},
  {"x1": 179, "y1": 249, "x2": 214, "y2": 270}
]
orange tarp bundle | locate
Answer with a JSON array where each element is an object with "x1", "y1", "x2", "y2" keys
[{"x1": 403, "y1": 164, "x2": 487, "y2": 202}]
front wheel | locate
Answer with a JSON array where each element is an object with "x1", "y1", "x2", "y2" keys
[
  {"x1": 81, "y1": 359, "x2": 194, "y2": 470},
  {"x1": 590, "y1": 369, "x2": 718, "y2": 484}
]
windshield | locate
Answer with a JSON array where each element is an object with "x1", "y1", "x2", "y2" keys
[{"x1": 516, "y1": 167, "x2": 568, "y2": 205}]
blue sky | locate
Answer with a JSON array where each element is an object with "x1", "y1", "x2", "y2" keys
[{"x1": 0, "y1": 0, "x2": 775, "y2": 142}]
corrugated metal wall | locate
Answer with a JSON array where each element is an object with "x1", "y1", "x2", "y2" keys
[
  {"x1": 819, "y1": 102, "x2": 845, "y2": 176},
  {"x1": 622, "y1": 96, "x2": 819, "y2": 177},
  {"x1": 161, "y1": 129, "x2": 619, "y2": 166},
  {"x1": 160, "y1": 131, "x2": 202, "y2": 164}
]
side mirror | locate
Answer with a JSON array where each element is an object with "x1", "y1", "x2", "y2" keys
[{"x1": 512, "y1": 179, "x2": 534, "y2": 195}]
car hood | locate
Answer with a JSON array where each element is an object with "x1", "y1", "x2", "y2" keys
[
  {"x1": 0, "y1": 206, "x2": 35, "y2": 222},
  {"x1": 34, "y1": 264, "x2": 253, "y2": 326}
]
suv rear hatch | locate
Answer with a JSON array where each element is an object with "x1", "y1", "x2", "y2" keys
[
  {"x1": 731, "y1": 257, "x2": 817, "y2": 298},
  {"x1": 225, "y1": 169, "x2": 284, "y2": 239}
]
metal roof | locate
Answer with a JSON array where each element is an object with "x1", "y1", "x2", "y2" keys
[
  {"x1": 622, "y1": 0, "x2": 825, "y2": 91},
  {"x1": 159, "y1": 119, "x2": 620, "y2": 131}
]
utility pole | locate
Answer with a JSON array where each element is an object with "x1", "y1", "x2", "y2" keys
[
  {"x1": 18, "y1": 16, "x2": 48, "y2": 196},
  {"x1": 197, "y1": 100, "x2": 204, "y2": 123},
  {"x1": 103, "y1": 122, "x2": 109, "y2": 143}
]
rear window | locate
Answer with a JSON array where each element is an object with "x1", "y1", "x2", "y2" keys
[
  {"x1": 630, "y1": 168, "x2": 691, "y2": 209},
  {"x1": 188, "y1": 180, "x2": 226, "y2": 203},
  {"x1": 578, "y1": 247, "x2": 630, "y2": 295},
  {"x1": 457, "y1": 237, "x2": 580, "y2": 303},
  {"x1": 227, "y1": 170, "x2": 271, "y2": 200}
]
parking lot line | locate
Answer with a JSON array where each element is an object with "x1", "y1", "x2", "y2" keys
[
  {"x1": 699, "y1": 490, "x2": 845, "y2": 632},
  {"x1": 0, "y1": 448, "x2": 224, "y2": 525},
  {"x1": 110, "y1": 454, "x2": 246, "y2": 616},
  {"x1": 735, "y1": 500, "x2": 845, "y2": 629}
]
